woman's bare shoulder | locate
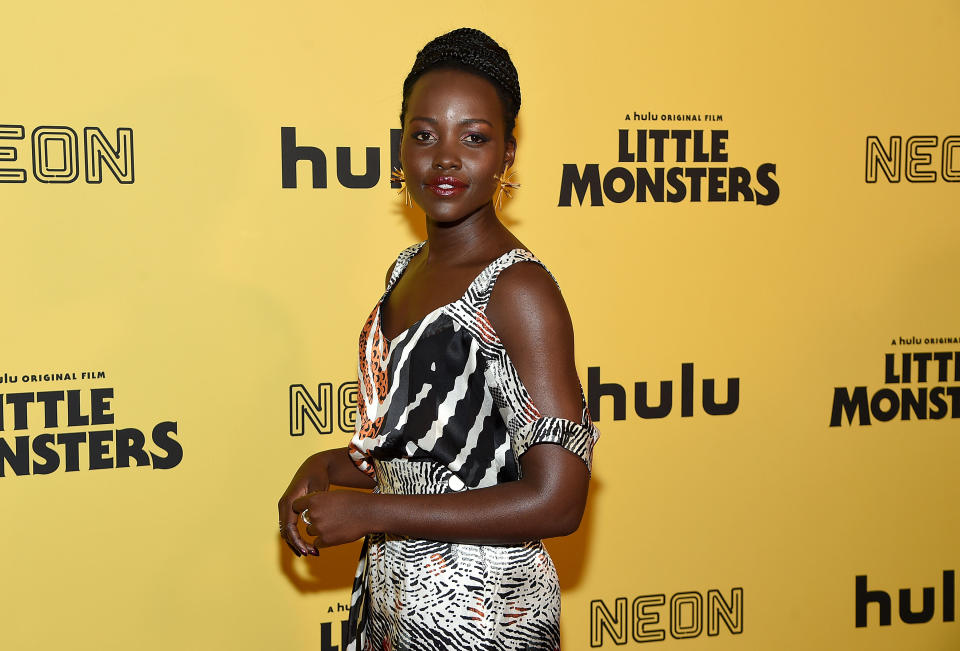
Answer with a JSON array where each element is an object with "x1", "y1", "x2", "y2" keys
[
  {"x1": 487, "y1": 259, "x2": 570, "y2": 332},
  {"x1": 485, "y1": 258, "x2": 581, "y2": 421}
]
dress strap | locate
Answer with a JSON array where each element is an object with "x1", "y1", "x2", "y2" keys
[
  {"x1": 466, "y1": 248, "x2": 560, "y2": 313},
  {"x1": 385, "y1": 240, "x2": 427, "y2": 293},
  {"x1": 384, "y1": 243, "x2": 560, "y2": 312}
]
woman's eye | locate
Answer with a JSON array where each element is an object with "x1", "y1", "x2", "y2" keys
[
  {"x1": 412, "y1": 131, "x2": 434, "y2": 142},
  {"x1": 464, "y1": 133, "x2": 489, "y2": 144}
]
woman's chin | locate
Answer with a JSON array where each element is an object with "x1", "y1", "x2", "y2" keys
[{"x1": 423, "y1": 200, "x2": 494, "y2": 225}]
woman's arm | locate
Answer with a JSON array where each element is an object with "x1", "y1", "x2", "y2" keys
[
  {"x1": 279, "y1": 447, "x2": 375, "y2": 556},
  {"x1": 279, "y1": 260, "x2": 398, "y2": 555},
  {"x1": 295, "y1": 444, "x2": 588, "y2": 546},
  {"x1": 320, "y1": 446, "x2": 379, "y2": 488},
  {"x1": 293, "y1": 261, "x2": 592, "y2": 548}
]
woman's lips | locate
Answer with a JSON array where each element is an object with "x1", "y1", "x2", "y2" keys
[{"x1": 426, "y1": 176, "x2": 468, "y2": 197}]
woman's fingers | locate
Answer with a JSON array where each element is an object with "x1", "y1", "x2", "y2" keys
[
  {"x1": 283, "y1": 516, "x2": 313, "y2": 556},
  {"x1": 280, "y1": 521, "x2": 304, "y2": 556},
  {"x1": 291, "y1": 494, "x2": 310, "y2": 514},
  {"x1": 299, "y1": 491, "x2": 368, "y2": 548},
  {"x1": 279, "y1": 495, "x2": 316, "y2": 557},
  {"x1": 289, "y1": 490, "x2": 366, "y2": 549}
]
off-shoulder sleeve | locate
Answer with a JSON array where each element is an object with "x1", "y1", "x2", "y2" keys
[{"x1": 512, "y1": 412, "x2": 600, "y2": 475}]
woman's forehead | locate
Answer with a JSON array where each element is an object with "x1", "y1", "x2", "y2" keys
[{"x1": 406, "y1": 69, "x2": 503, "y2": 122}]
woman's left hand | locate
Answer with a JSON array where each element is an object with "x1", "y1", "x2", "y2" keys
[{"x1": 291, "y1": 490, "x2": 372, "y2": 548}]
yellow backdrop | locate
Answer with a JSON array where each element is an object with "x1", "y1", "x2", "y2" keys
[{"x1": 2, "y1": 1, "x2": 958, "y2": 649}]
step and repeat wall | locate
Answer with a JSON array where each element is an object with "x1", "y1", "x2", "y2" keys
[{"x1": 2, "y1": 1, "x2": 957, "y2": 649}]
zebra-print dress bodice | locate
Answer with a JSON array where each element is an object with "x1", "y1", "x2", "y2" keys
[{"x1": 345, "y1": 240, "x2": 600, "y2": 651}]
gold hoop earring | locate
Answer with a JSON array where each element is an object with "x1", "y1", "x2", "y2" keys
[
  {"x1": 390, "y1": 166, "x2": 412, "y2": 207},
  {"x1": 493, "y1": 169, "x2": 520, "y2": 211}
]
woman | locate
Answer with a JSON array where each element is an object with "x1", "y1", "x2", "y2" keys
[{"x1": 278, "y1": 27, "x2": 599, "y2": 651}]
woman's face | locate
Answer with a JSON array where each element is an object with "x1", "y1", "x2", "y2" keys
[{"x1": 400, "y1": 68, "x2": 516, "y2": 223}]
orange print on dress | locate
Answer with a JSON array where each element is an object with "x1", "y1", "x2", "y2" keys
[
  {"x1": 357, "y1": 308, "x2": 377, "y2": 401},
  {"x1": 521, "y1": 397, "x2": 542, "y2": 422},
  {"x1": 347, "y1": 442, "x2": 375, "y2": 477},
  {"x1": 355, "y1": 302, "x2": 390, "y2": 447},
  {"x1": 474, "y1": 309, "x2": 500, "y2": 344},
  {"x1": 465, "y1": 595, "x2": 486, "y2": 620},
  {"x1": 424, "y1": 552, "x2": 448, "y2": 576},
  {"x1": 369, "y1": 314, "x2": 390, "y2": 401},
  {"x1": 502, "y1": 604, "x2": 529, "y2": 624},
  {"x1": 354, "y1": 413, "x2": 384, "y2": 442}
]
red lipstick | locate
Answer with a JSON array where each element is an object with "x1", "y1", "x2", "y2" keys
[{"x1": 426, "y1": 175, "x2": 468, "y2": 197}]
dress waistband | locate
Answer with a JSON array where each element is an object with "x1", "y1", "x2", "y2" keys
[{"x1": 372, "y1": 458, "x2": 468, "y2": 495}]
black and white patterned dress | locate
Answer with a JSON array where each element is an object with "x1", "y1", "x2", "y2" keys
[{"x1": 345, "y1": 240, "x2": 600, "y2": 651}]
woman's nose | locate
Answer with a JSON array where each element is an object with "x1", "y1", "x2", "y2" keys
[{"x1": 432, "y1": 139, "x2": 461, "y2": 170}]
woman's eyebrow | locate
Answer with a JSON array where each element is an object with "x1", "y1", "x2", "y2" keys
[{"x1": 410, "y1": 116, "x2": 494, "y2": 127}]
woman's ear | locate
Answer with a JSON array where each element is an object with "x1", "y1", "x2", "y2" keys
[{"x1": 502, "y1": 138, "x2": 517, "y2": 173}]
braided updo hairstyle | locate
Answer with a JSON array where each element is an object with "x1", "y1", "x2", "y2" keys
[{"x1": 400, "y1": 28, "x2": 521, "y2": 140}]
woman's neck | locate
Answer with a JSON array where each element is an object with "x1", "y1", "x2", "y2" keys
[{"x1": 422, "y1": 203, "x2": 514, "y2": 265}]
